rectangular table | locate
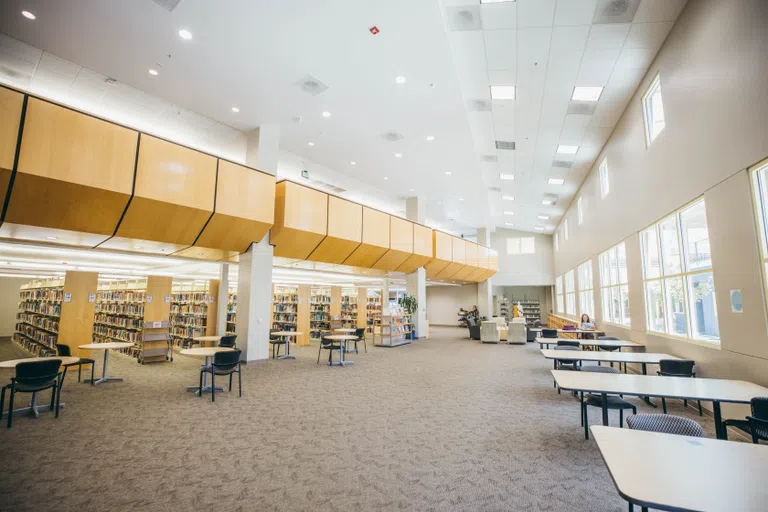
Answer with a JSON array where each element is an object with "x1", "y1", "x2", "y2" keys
[
  {"x1": 540, "y1": 349, "x2": 678, "y2": 374},
  {"x1": 552, "y1": 370, "x2": 768, "y2": 439},
  {"x1": 591, "y1": 425, "x2": 768, "y2": 511},
  {"x1": 530, "y1": 327, "x2": 605, "y2": 338},
  {"x1": 536, "y1": 338, "x2": 643, "y2": 350}
]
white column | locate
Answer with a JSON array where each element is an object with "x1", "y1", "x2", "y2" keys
[
  {"x1": 381, "y1": 279, "x2": 390, "y2": 316},
  {"x1": 216, "y1": 263, "x2": 229, "y2": 335},
  {"x1": 405, "y1": 195, "x2": 427, "y2": 338},
  {"x1": 235, "y1": 125, "x2": 279, "y2": 362},
  {"x1": 477, "y1": 227, "x2": 493, "y2": 319}
]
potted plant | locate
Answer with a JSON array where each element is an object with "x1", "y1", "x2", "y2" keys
[{"x1": 398, "y1": 294, "x2": 418, "y2": 339}]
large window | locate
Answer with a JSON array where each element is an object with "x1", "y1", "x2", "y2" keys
[
  {"x1": 642, "y1": 74, "x2": 666, "y2": 145},
  {"x1": 554, "y1": 232, "x2": 559, "y2": 252},
  {"x1": 599, "y1": 158, "x2": 609, "y2": 198},
  {"x1": 564, "y1": 219, "x2": 570, "y2": 242},
  {"x1": 556, "y1": 275, "x2": 564, "y2": 313},
  {"x1": 751, "y1": 159, "x2": 768, "y2": 318},
  {"x1": 599, "y1": 242, "x2": 631, "y2": 326},
  {"x1": 578, "y1": 260, "x2": 594, "y2": 319},
  {"x1": 577, "y1": 196, "x2": 584, "y2": 225},
  {"x1": 565, "y1": 270, "x2": 576, "y2": 316},
  {"x1": 641, "y1": 198, "x2": 719, "y2": 343},
  {"x1": 507, "y1": 237, "x2": 535, "y2": 255}
]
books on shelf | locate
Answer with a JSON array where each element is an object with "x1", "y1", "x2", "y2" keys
[
  {"x1": 91, "y1": 280, "x2": 148, "y2": 356},
  {"x1": 13, "y1": 279, "x2": 64, "y2": 356},
  {"x1": 226, "y1": 292, "x2": 237, "y2": 335},
  {"x1": 169, "y1": 282, "x2": 215, "y2": 345},
  {"x1": 310, "y1": 287, "x2": 330, "y2": 340},
  {"x1": 272, "y1": 285, "x2": 298, "y2": 331},
  {"x1": 341, "y1": 289, "x2": 358, "y2": 326}
]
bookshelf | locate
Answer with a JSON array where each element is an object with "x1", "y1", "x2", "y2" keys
[
  {"x1": 341, "y1": 288, "x2": 358, "y2": 328},
  {"x1": 499, "y1": 298, "x2": 510, "y2": 321},
  {"x1": 226, "y1": 291, "x2": 237, "y2": 335},
  {"x1": 310, "y1": 287, "x2": 331, "y2": 340},
  {"x1": 13, "y1": 279, "x2": 64, "y2": 357},
  {"x1": 169, "y1": 280, "x2": 219, "y2": 346},
  {"x1": 92, "y1": 279, "x2": 147, "y2": 357},
  {"x1": 374, "y1": 307, "x2": 412, "y2": 348},
  {"x1": 514, "y1": 300, "x2": 541, "y2": 323},
  {"x1": 366, "y1": 290, "x2": 382, "y2": 334},
  {"x1": 272, "y1": 285, "x2": 298, "y2": 332}
]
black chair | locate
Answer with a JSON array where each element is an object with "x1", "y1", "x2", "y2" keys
[
  {"x1": 269, "y1": 330, "x2": 285, "y2": 359},
  {"x1": 597, "y1": 336, "x2": 622, "y2": 371},
  {"x1": 353, "y1": 327, "x2": 367, "y2": 354},
  {"x1": 580, "y1": 366, "x2": 637, "y2": 440},
  {"x1": 317, "y1": 335, "x2": 343, "y2": 365},
  {"x1": 627, "y1": 413, "x2": 704, "y2": 437},
  {"x1": 533, "y1": 320, "x2": 541, "y2": 328},
  {"x1": 181, "y1": 337, "x2": 199, "y2": 349},
  {"x1": 218, "y1": 334, "x2": 237, "y2": 348},
  {"x1": 0, "y1": 359, "x2": 63, "y2": 428},
  {"x1": 657, "y1": 359, "x2": 702, "y2": 416},
  {"x1": 541, "y1": 328, "x2": 558, "y2": 339},
  {"x1": 553, "y1": 345, "x2": 580, "y2": 393},
  {"x1": 467, "y1": 317, "x2": 481, "y2": 340},
  {"x1": 723, "y1": 397, "x2": 768, "y2": 443},
  {"x1": 199, "y1": 349, "x2": 242, "y2": 402},
  {"x1": 525, "y1": 324, "x2": 537, "y2": 342},
  {"x1": 56, "y1": 343, "x2": 95, "y2": 384}
]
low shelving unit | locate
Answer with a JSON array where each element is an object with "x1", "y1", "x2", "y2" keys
[{"x1": 373, "y1": 312, "x2": 412, "y2": 348}]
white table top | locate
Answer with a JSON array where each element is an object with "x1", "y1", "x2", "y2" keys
[
  {"x1": 272, "y1": 331, "x2": 302, "y2": 337},
  {"x1": 552, "y1": 370, "x2": 768, "y2": 403},
  {"x1": 540, "y1": 349, "x2": 678, "y2": 364},
  {"x1": 536, "y1": 338, "x2": 643, "y2": 348},
  {"x1": 78, "y1": 342, "x2": 135, "y2": 350},
  {"x1": 324, "y1": 335, "x2": 359, "y2": 341},
  {"x1": 180, "y1": 347, "x2": 235, "y2": 357},
  {"x1": 530, "y1": 328, "x2": 605, "y2": 334},
  {"x1": 333, "y1": 328, "x2": 357, "y2": 333},
  {"x1": 0, "y1": 356, "x2": 81, "y2": 368},
  {"x1": 592, "y1": 426, "x2": 768, "y2": 512},
  {"x1": 192, "y1": 335, "x2": 223, "y2": 342}
]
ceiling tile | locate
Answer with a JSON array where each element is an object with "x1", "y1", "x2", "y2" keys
[
  {"x1": 481, "y1": 2, "x2": 517, "y2": 31},
  {"x1": 633, "y1": 0, "x2": 687, "y2": 23},
  {"x1": 517, "y1": 0, "x2": 557, "y2": 28},
  {"x1": 554, "y1": 0, "x2": 597, "y2": 26},
  {"x1": 585, "y1": 23, "x2": 631, "y2": 49},
  {"x1": 0, "y1": 33, "x2": 42, "y2": 64},
  {"x1": 625, "y1": 21, "x2": 674, "y2": 51},
  {"x1": 483, "y1": 29, "x2": 517, "y2": 70}
]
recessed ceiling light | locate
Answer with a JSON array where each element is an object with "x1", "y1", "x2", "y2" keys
[
  {"x1": 350, "y1": 161, "x2": 356, "y2": 165},
  {"x1": 505, "y1": 222, "x2": 514, "y2": 226},
  {"x1": 231, "y1": 107, "x2": 240, "y2": 113},
  {"x1": 445, "y1": 171, "x2": 452, "y2": 176},
  {"x1": 45, "y1": 236, "x2": 58, "y2": 240},
  {"x1": 499, "y1": 173, "x2": 514, "y2": 180},
  {"x1": 535, "y1": 226, "x2": 545, "y2": 231},
  {"x1": 410, "y1": 189, "x2": 415, "y2": 192},
  {"x1": 502, "y1": 195, "x2": 514, "y2": 201},
  {"x1": 135, "y1": 246, "x2": 143, "y2": 250},
  {"x1": 21, "y1": 10, "x2": 36, "y2": 20},
  {"x1": 395, "y1": 76, "x2": 406, "y2": 84},
  {"x1": 149, "y1": 69, "x2": 158, "y2": 76},
  {"x1": 395, "y1": 153, "x2": 402, "y2": 158},
  {"x1": 178, "y1": 29, "x2": 193, "y2": 40},
  {"x1": 459, "y1": 197, "x2": 464, "y2": 201},
  {"x1": 490, "y1": 85, "x2": 516, "y2": 100},
  {"x1": 503, "y1": 211, "x2": 514, "y2": 216},
  {"x1": 481, "y1": 0, "x2": 516, "y2": 3},
  {"x1": 538, "y1": 215, "x2": 550, "y2": 220},
  {"x1": 384, "y1": 177, "x2": 389, "y2": 180},
  {"x1": 557, "y1": 145, "x2": 579, "y2": 155},
  {"x1": 308, "y1": 142, "x2": 315, "y2": 147},
  {"x1": 542, "y1": 199, "x2": 553, "y2": 205},
  {"x1": 322, "y1": 111, "x2": 331, "y2": 118},
  {"x1": 572, "y1": 86, "x2": 604, "y2": 102},
  {"x1": 426, "y1": 135, "x2": 435, "y2": 141},
  {"x1": 548, "y1": 178, "x2": 565, "y2": 185}
]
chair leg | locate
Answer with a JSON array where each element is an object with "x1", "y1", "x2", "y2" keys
[
  {"x1": 584, "y1": 403, "x2": 589, "y2": 440},
  {"x1": 698, "y1": 400, "x2": 703, "y2": 416},
  {"x1": 50, "y1": 385, "x2": 56, "y2": 410},
  {"x1": 56, "y1": 378, "x2": 63, "y2": 418},
  {"x1": 580, "y1": 392, "x2": 584, "y2": 426},
  {"x1": 661, "y1": 397, "x2": 667, "y2": 414},
  {"x1": 238, "y1": 367, "x2": 242, "y2": 398},
  {"x1": 211, "y1": 371, "x2": 216, "y2": 402},
  {"x1": 229, "y1": 373, "x2": 233, "y2": 392},
  {"x1": 7, "y1": 389, "x2": 14, "y2": 428},
  {"x1": 684, "y1": 399, "x2": 688, "y2": 408},
  {"x1": 90, "y1": 363, "x2": 95, "y2": 385},
  {"x1": 620, "y1": 409, "x2": 624, "y2": 428},
  {"x1": 78, "y1": 364, "x2": 82, "y2": 383},
  {"x1": 317, "y1": 345, "x2": 322, "y2": 364},
  {"x1": 0, "y1": 387, "x2": 4, "y2": 420},
  {"x1": 363, "y1": 337, "x2": 367, "y2": 353},
  {"x1": 198, "y1": 370, "x2": 204, "y2": 397},
  {"x1": 53, "y1": 383, "x2": 60, "y2": 418}
]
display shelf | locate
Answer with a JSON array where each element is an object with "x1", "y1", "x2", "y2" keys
[
  {"x1": 310, "y1": 287, "x2": 330, "y2": 340},
  {"x1": 499, "y1": 298, "x2": 510, "y2": 321},
  {"x1": 366, "y1": 291, "x2": 382, "y2": 334},
  {"x1": 513, "y1": 299, "x2": 541, "y2": 323},
  {"x1": 226, "y1": 291, "x2": 237, "y2": 335},
  {"x1": 457, "y1": 308, "x2": 469, "y2": 327},
  {"x1": 373, "y1": 309, "x2": 412, "y2": 348},
  {"x1": 12, "y1": 279, "x2": 64, "y2": 357},
  {"x1": 272, "y1": 285, "x2": 298, "y2": 331},
  {"x1": 341, "y1": 288, "x2": 358, "y2": 327},
  {"x1": 137, "y1": 320, "x2": 171, "y2": 364}
]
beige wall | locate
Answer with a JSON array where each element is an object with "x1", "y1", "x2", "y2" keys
[
  {"x1": 426, "y1": 283, "x2": 479, "y2": 326},
  {"x1": 491, "y1": 228, "x2": 554, "y2": 286},
  {"x1": 0, "y1": 277, "x2": 27, "y2": 337},
  {"x1": 553, "y1": 0, "x2": 768, "y2": 415}
]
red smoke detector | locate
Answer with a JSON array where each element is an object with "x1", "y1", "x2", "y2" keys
[{"x1": 369, "y1": 26, "x2": 380, "y2": 35}]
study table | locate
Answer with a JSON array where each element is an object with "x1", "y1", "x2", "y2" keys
[
  {"x1": 323, "y1": 335, "x2": 358, "y2": 366},
  {"x1": 552, "y1": 370, "x2": 768, "y2": 439},
  {"x1": 536, "y1": 338, "x2": 643, "y2": 350},
  {"x1": 591, "y1": 425, "x2": 768, "y2": 511},
  {"x1": 540, "y1": 349, "x2": 677, "y2": 373},
  {"x1": 180, "y1": 347, "x2": 235, "y2": 395},
  {"x1": 78, "y1": 342, "x2": 134, "y2": 385},
  {"x1": 191, "y1": 335, "x2": 222, "y2": 348},
  {"x1": 333, "y1": 328, "x2": 356, "y2": 334},
  {"x1": 0, "y1": 356, "x2": 80, "y2": 417},
  {"x1": 529, "y1": 327, "x2": 605, "y2": 338},
  {"x1": 271, "y1": 331, "x2": 303, "y2": 360}
]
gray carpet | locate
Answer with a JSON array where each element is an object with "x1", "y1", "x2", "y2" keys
[{"x1": 0, "y1": 328, "x2": 718, "y2": 511}]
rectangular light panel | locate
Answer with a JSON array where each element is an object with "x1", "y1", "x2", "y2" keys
[
  {"x1": 572, "y1": 87, "x2": 604, "y2": 102},
  {"x1": 490, "y1": 85, "x2": 516, "y2": 100}
]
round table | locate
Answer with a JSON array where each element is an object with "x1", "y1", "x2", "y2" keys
[
  {"x1": 271, "y1": 331, "x2": 303, "y2": 360},
  {"x1": 0, "y1": 356, "x2": 81, "y2": 417},
  {"x1": 333, "y1": 328, "x2": 357, "y2": 334},
  {"x1": 180, "y1": 347, "x2": 236, "y2": 395},
  {"x1": 78, "y1": 342, "x2": 134, "y2": 385},
  {"x1": 192, "y1": 335, "x2": 222, "y2": 348},
  {"x1": 323, "y1": 335, "x2": 360, "y2": 366}
]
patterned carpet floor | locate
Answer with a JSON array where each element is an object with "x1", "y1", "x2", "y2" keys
[{"x1": 0, "y1": 328, "x2": 719, "y2": 511}]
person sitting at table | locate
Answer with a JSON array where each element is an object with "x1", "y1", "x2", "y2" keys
[{"x1": 580, "y1": 314, "x2": 596, "y2": 330}]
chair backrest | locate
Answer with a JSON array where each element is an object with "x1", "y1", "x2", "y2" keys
[
  {"x1": 56, "y1": 344, "x2": 72, "y2": 357},
  {"x1": 557, "y1": 340, "x2": 580, "y2": 348},
  {"x1": 597, "y1": 336, "x2": 619, "y2": 340},
  {"x1": 554, "y1": 345, "x2": 579, "y2": 351},
  {"x1": 15, "y1": 359, "x2": 62, "y2": 385},
  {"x1": 750, "y1": 397, "x2": 768, "y2": 419},
  {"x1": 581, "y1": 365, "x2": 620, "y2": 374},
  {"x1": 218, "y1": 335, "x2": 237, "y2": 348},
  {"x1": 467, "y1": 317, "x2": 477, "y2": 327},
  {"x1": 658, "y1": 359, "x2": 695, "y2": 377},
  {"x1": 213, "y1": 349, "x2": 241, "y2": 369},
  {"x1": 320, "y1": 335, "x2": 336, "y2": 347},
  {"x1": 627, "y1": 413, "x2": 703, "y2": 437},
  {"x1": 541, "y1": 328, "x2": 558, "y2": 338},
  {"x1": 355, "y1": 327, "x2": 366, "y2": 339},
  {"x1": 533, "y1": 320, "x2": 541, "y2": 328}
]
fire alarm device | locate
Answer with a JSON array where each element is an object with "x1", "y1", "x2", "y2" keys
[{"x1": 369, "y1": 26, "x2": 380, "y2": 35}]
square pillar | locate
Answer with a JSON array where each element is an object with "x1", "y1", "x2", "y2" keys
[
  {"x1": 406, "y1": 268, "x2": 427, "y2": 338},
  {"x1": 477, "y1": 227, "x2": 493, "y2": 318},
  {"x1": 236, "y1": 237, "x2": 273, "y2": 362},
  {"x1": 216, "y1": 263, "x2": 229, "y2": 335}
]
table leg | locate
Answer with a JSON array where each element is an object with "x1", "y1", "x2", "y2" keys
[
  {"x1": 187, "y1": 355, "x2": 225, "y2": 395},
  {"x1": 601, "y1": 393, "x2": 609, "y2": 426},
  {"x1": 713, "y1": 401, "x2": 723, "y2": 439},
  {"x1": 12, "y1": 390, "x2": 67, "y2": 417},
  {"x1": 640, "y1": 363, "x2": 657, "y2": 408},
  {"x1": 86, "y1": 350, "x2": 123, "y2": 385},
  {"x1": 278, "y1": 335, "x2": 296, "y2": 360}
]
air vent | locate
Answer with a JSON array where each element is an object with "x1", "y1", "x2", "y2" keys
[
  {"x1": 446, "y1": 6, "x2": 482, "y2": 31},
  {"x1": 593, "y1": 0, "x2": 640, "y2": 24},
  {"x1": 553, "y1": 160, "x2": 573, "y2": 169},
  {"x1": 294, "y1": 74, "x2": 330, "y2": 96},
  {"x1": 381, "y1": 131, "x2": 404, "y2": 142},
  {"x1": 482, "y1": 155, "x2": 498, "y2": 163},
  {"x1": 488, "y1": 187, "x2": 501, "y2": 192},
  {"x1": 567, "y1": 102, "x2": 597, "y2": 115},
  {"x1": 495, "y1": 140, "x2": 516, "y2": 151},
  {"x1": 307, "y1": 179, "x2": 346, "y2": 195},
  {"x1": 468, "y1": 99, "x2": 491, "y2": 112},
  {"x1": 149, "y1": 0, "x2": 182, "y2": 12}
]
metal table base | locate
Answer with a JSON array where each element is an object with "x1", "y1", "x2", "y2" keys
[
  {"x1": 186, "y1": 356, "x2": 225, "y2": 396},
  {"x1": 278, "y1": 336, "x2": 296, "y2": 360},
  {"x1": 85, "y1": 349, "x2": 124, "y2": 385}
]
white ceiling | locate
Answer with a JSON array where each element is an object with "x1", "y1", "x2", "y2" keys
[{"x1": 0, "y1": 0, "x2": 686, "y2": 236}]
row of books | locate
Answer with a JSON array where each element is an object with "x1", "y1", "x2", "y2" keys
[
  {"x1": 273, "y1": 313, "x2": 297, "y2": 323},
  {"x1": 19, "y1": 288, "x2": 63, "y2": 302},
  {"x1": 96, "y1": 290, "x2": 146, "y2": 303},
  {"x1": 95, "y1": 302, "x2": 144, "y2": 317},
  {"x1": 93, "y1": 325, "x2": 141, "y2": 343},
  {"x1": 273, "y1": 304, "x2": 297, "y2": 313},
  {"x1": 16, "y1": 312, "x2": 59, "y2": 333},
  {"x1": 310, "y1": 295, "x2": 331, "y2": 304},
  {"x1": 274, "y1": 294, "x2": 298, "y2": 303},
  {"x1": 310, "y1": 304, "x2": 330, "y2": 311},
  {"x1": 94, "y1": 314, "x2": 143, "y2": 331},
  {"x1": 172, "y1": 292, "x2": 211, "y2": 305},
  {"x1": 170, "y1": 326, "x2": 206, "y2": 338},
  {"x1": 169, "y1": 314, "x2": 207, "y2": 328},
  {"x1": 170, "y1": 304, "x2": 209, "y2": 316},
  {"x1": 18, "y1": 300, "x2": 61, "y2": 318},
  {"x1": 15, "y1": 324, "x2": 58, "y2": 348},
  {"x1": 13, "y1": 332, "x2": 56, "y2": 356}
]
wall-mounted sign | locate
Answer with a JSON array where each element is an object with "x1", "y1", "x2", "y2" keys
[
  {"x1": 151, "y1": 321, "x2": 163, "y2": 328},
  {"x1": 210, "y1": 295, "x2": 215, "y2": 303},
  {"x1": 64, "y1": 292, "x2": 72, "y2": 303},
  {"x1": 146, "y1": 295, "x2": 153, "y2": 304},
  {"x1": 164, "y1": 295, "x2": 170, "y2": 303},
  {"x1": 730, "y1": 289, "x2": 743, "y2": 313},
  {"x1": 88, "y1": 293, "x2": 96, "y2": 303}
]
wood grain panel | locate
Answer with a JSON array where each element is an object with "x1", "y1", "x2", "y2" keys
[
  {"x1": 453, "y1": 241, "x2": 478, "y2": 280},
  {"x1": 330, "y1": 287, "x2": 342, "y2": 317},
  {"x1": 144, "y1": 276, "x2": 172, "y2": 322},
  {"x1": 438, "y1": 236, "x2": 467, "y2": 278},
  {"x1": 0, "y1": 87, "x2": 23, "y2": 199},
  {"x1": 59, "y1": 271, "x2": 99, "y2": 358},
  {"x1": 308, "y1": 196, "x2": 362, "y2": 264},
  {"x1": 356, "y1": 287, "x2": 368, "y2": 329},
  {"x1": 296, "y1": 284, "x2": 311, "y2": 346},
  {"x1": 465, "y1": 245, "x2": 489, "y2": 282},
  {"x1": 0, "y1": 223, "x2": 110, "y2": 247},
  {"x1": 372, "y1": 217, "x2": 413, "y2": 271},
  {"x1": 426, "y1": 231, "x2": 452, "y2": 277},
  {"x1": 343, "y1": 207, "x2": 389, "y2": 268},
  {"x1": 271, "y1": 181, "x2": 328, "y2": 259},
  {"x1": 115, "y1": 196, "x2": 212, "y2": 245},
  {"x1": 206, "y1": 280, "x2": 220, "y2": 336},
  {"x1": 397, "y1": 224, "x2": 433, "y2": 273}
]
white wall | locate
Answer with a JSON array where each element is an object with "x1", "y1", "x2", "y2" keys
[
  {"x1": 0, "y1": 277, "x2": 27, "y2": 337},
  {"x1": 491, "y1": 228, "x2": 554, "y2": 286},
  {"x1": 552, "y1": 0, "x2": 768, "y2": 404},
  {"x1": 426, "y1": 283, "x2": 479, "y2": 325}
]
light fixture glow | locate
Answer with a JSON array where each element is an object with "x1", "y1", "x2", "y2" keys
[
  {"x1": 322, "y1": 111, "x2": 331, "y2": 118},
  {"x1": 503, "y1": 211, "x2": 514, "y2": 216},
  {"x1": 384, "y1": 177, "x2": 389, "y2": 180},
  {"x1": 557, "y1": 145, "x2": 579, "y2": 155},
  {"x1": 395, "y1": 76, "x2": 406, "y2": 84},
  {"x1": 548, "y1": 178, "x2": 565, "y2": 185},
  {"x1": 445, "y1": 171, "x2": 452, "y2": 176},
  {"x1": 537, "y1": 215, "x2": 550, "y2": 220},
  {"x1": 148, "y1": 69, "x2": 158, "y2": 76},
  {"x1": 395, "y1": 153, "x2": 402, "y2": 158},
  {"x1": 490, "y1": 85, "x2": 516, "y2": 100},
  {"x1": 502, "y1": 195, "x2": 514, "y2": 201},
  {"x1": 542, "y1": 199, "x2": 553, "y2": 205},
  {"x1": 458, "y1": 197, "x2": 464, "y2": 201},
  {"x1": 572, "y1": 86, "x2": 604, "y2": 102},
  {"x1": 481, "y1": 0, "x2": 516, "y2": 4},
  {"x1": 231, "y1": 107, "x2": 240, "y2": 113},
  {"x1": 178, "y1": 29, "x2": 192, "y2": 40},
  {"x1": 350, "y1": 161, "x2": 356, "y2": 165},
  {"x1": 499, "y1": 173, "x2": 515, "y2": 180},
  {"x1": 535, "y1": 226, "x2": 545, "y2": 231},
  {"x1": 426, "y1": 135, "x2": 435, "y2": 141},
  {"x1": 505, "y1": 222, "x2": 514, "y2": 226},
  {"x1": 21, "y1": 10, "x2": 36, "y2": 19},
  {"x1": 45, "y1": 236, "x2": 58, "y2": 240},
  {"x1": 308, "y1": 142, "x2": 315, "y2": 147}
]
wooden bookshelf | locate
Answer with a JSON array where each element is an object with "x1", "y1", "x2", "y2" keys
[
  {"x1": 92, "y1": 279, "x2": 147, "y2": 357},
  {"x1": 341, "y1": 288, "x2": 358, "y2": 328},
  {"x1": 272, "y1": 285, "x2": 298, "y2": 332},
  {"x1": 366, "y1": 290, "x2": 382, "y2": 334},
  {"x1": 374, "y1": 312, "x2": 412, "y2": 348},
  {"x1": 13, "y1": 279, "x2": 64, "y2": 357},
  {"x1": 169, "y1": 280, "x2": 219, "y2": 346},
  {"x1": 310, "y1": 287, "x2": 331, "y2": 340},
  {"x1": 226, "y1": 291, "x2": 237, "y2": 335}
]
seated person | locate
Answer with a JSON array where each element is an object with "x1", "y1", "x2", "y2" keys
[{"x1": 580, "y1": 313, "x2": 596, "y2": 330}]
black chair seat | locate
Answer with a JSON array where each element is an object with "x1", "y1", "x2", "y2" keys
[
  {"x1": 202, "y1": 365, "x2": 239, "y2": 376},
  {"x1": 723, "y1": 419, "x2": 768, "y2": 441},
  {"x1": 14, "y1": 379, "x2": 59, "y2": 393},
  {"x1": 585, "y1": 394, "x2": 637, "y2": 410}
]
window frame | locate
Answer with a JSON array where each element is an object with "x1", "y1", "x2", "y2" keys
[
  {"x1": 564, "y1": 218, "x2": 569, "y2": 242},
  {"x1": 599, "y1": 158, "x2": 610, "y2": 198},
  {"x1": 565, "y1": 269, "x2": 576, "y2": 317},
  {"x1": 748, "y1": 157, "x2": 768, "y2": 328},
  {"x1": 599, "y1": 241, "x2": 631, "y2": 327},
  {"x1": 577, "y1": 196, "x2": 584, "y2": 225},
  {"x1": 555, "y1": 275, "x2": 564, "y2": 313},
  {"x1": 506, "y1": 236, "x2": 535, "y2": 255},
  {"x1": 642, "y1": 73, "x2": 666, "y2": 146},
  {"x1": 554, "y1": 231, "x2": 559, "y2": 252},
  {"x1": 640, "y1": 197, "x2": 719, "y2": 345},
  {"x1": 577, "y1": 259, "x2": 594, "y2": 320}
]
